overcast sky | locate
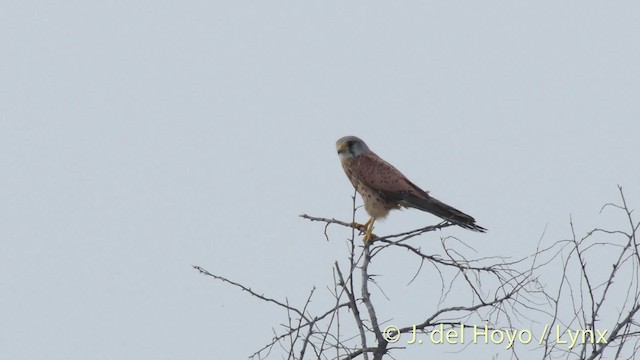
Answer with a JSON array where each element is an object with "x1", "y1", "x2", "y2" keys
[{"x1": 2, "y1": 1, "x2": 639, "y2": 359}]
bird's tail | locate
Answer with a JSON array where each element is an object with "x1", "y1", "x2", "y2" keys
[{"x1": 402, "y1": 195, "x2": 487, "y2": 232}]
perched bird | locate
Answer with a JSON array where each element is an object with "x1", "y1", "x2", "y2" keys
[{"x1": 336, "y1": 136, "x2": 486, "y2": 242}]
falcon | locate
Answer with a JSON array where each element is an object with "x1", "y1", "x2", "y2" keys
[{"x1": 336, "y1": 136, "x2": 486, "y2": 242}]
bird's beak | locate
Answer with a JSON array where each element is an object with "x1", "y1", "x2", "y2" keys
[{"x1": 336, "y1": 143, "x2": 347, "y2": 154}]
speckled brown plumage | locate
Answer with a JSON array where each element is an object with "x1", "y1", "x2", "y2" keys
[{"x1": 336, "y1": 136, "x2": 486, "y2": 238}]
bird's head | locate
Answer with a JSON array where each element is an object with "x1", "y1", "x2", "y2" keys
[{"x1": 336, "y1": 136, "x2": 369, "y2": 160}]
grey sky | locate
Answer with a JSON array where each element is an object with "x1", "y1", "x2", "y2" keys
[{"x1": 1, "y1": 1, "x2": 639, "y2": 359}]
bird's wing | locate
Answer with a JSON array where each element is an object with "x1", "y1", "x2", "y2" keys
[
  {"x1": 346, "y1": 151, "x2": 428, "y2": 201},
  {"x1": 347, "y1": 152, "x2": 487, "y2": 232}
]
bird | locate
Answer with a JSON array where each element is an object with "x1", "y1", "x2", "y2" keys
[{"x1": 336, "y1": 136, "x2": 486, "y2": 242}]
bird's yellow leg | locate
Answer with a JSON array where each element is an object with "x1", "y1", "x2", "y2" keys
[
  {"x1": 362, "y1": 218, "x2": 376, "y2": 243},
  {"x1": 351, "y1": 217, "x2": 372, "y2": 234}
]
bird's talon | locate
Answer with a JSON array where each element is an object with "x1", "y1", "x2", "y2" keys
[
  {"x1": 351, "y1": 222, "x2": 368, "y2": 234},
  {"x1": 362, "y1": 218, "x2": 376, "y2": 243},
  {"x1": 362, "y1": 232, "x2": 377, "y2": 244}
]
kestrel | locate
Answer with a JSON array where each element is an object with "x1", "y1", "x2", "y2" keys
[{"x1": 336, "y1": 136, "x2": 487, "y2": 242}]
